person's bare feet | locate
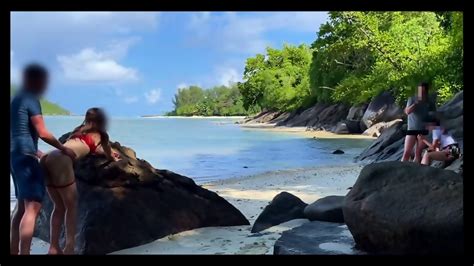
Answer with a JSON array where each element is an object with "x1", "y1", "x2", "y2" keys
[
  {"x1": 48, "y1": 246, "x2": 63, "y2": 255},
  {"x1": 63, "y1": 245, "x2": 74, "y2": 255}
]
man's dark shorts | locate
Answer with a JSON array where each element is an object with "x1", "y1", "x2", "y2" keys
[
  {"x1": 406, "y1": 130, "x2": 429, "y2": 136},
  {"x1": 10, "y1": 153, "x2": 45, "y2": 202}
]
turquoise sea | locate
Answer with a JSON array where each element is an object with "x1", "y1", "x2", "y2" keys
[{"x1": 11, "y1": 116, "x2": 372, "y2": 207}]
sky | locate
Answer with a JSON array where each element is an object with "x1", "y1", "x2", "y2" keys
[{"x1": 11, "y1": 12, "x2": 328, "y2": 116}]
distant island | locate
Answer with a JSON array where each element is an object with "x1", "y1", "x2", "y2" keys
[{"x1": 11, "y1": 86, "x2": 70, "y2": 116}]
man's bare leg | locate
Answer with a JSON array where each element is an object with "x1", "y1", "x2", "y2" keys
[
  {"x1": 19, "y1": 200, "x2": 42, "y2": 255},
  {"x1": 10, "y1": 199, "x2": 25, "y2": 255}
]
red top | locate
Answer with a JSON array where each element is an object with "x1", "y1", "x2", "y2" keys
[{"x1": 71, "y1": 133, "x2": 98, "y2": 153}]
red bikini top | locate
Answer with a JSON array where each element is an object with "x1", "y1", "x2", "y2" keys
[{"x1": 71, "y1": 133, "x2": 98, "y2": 153}]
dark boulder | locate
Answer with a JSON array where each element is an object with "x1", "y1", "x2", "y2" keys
[
  {"x1": 332, "y1": 149, "x2": 345, "y2": 155},
  {"x1": 334, "y1": 119, "x2": 363, "y2": 134},
  {"x1": 362, "y1": 119, "x2": 403, "y2": 138},
  {"x1": 276, "y1": 103, "x2": 350, "y2": 131},
  {"x1": 35, "y1": 134, "x2": 249, "y2": 254},
  {"x1": 343, "y1": 162, "x2": 463, "y2": 255},
  {"x1": 361, "y1": 91, "x2": 405, "y2": 129},
  {"x1": 274, "y1": 221, "x2": 365, "y2": 255},
  {"x1": 346, "y1": 104, "x2": 368, "y2": 121},
  {"x1": 240, "y1": 110, "x2": 284, "y2": 124},
  {"x1": 251, "y1": 192, "x2": 307, "y2": 233},
  {"x1": 356, "y1": 120, "x2": 406, "y2": 162},
  {"x1": 303, "y1": 195, "x2": 344, "y2": 223}
]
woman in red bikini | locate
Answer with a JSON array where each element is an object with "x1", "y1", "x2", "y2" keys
[{"x1": 40, "y1": 107, "x2": 119, "y2": 254}]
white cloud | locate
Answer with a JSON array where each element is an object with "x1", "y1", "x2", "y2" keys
[
  {"x1": 123, "y1": 96, "x2": 139, "y2": 104},
  {"x1": 177, "y1": 83, "x2": 189, "y2": 89},
  {"x1": 11, "y1": 12, "x2": 159, "y2": 80},
  {"x1": 144, "y1": 89, "x2": 161, "y2": 104},
  {"x1": 57, "y1": 46, "x2": 138, "y2": 82},
  {"x1": 187, "y1": 12, "x2": 328, "y2": 54},
  {"x1": 216, "y1": 67, "x2": 241, "y2": 86}
]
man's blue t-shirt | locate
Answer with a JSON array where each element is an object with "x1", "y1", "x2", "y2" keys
[{"x1": 10, "y1": 90, "x2": 42, "y2": 155}]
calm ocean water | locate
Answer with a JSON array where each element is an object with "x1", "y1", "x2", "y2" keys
[{"x1": 10, "y1": 116, "x2": 372, "y2": 207}]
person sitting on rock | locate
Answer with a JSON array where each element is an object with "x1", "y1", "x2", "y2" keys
[
  {"x1": 401, "y1": 82, "x2": 437, "y2": 163},
  {"x1": 419, "y1": 118, "x2": 461, "y2": 166},
  {"x1": 40, "y1": 107, "x2": 120, "y2": 254}
]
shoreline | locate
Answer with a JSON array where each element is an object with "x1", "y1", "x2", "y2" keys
[
  {"x1": 28, "y1": 163, "x2": 364, "y2": 254},
  {"x1": 141, "y1": 115, "x2": 247, "y2": 119},
  {"x1": 240, "y1": 123, "x2": 376, "y2": 140}
]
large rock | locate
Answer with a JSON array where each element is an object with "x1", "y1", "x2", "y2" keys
[
  {"x1": 240, "y1": 110, "x2": 284, "y2": 124},
  {"x1": 361, "y1": 91, "x2": 405, "y2": 129},
  {"x1": 303, "y1": 195, "x2": 344, "y2": 223},
  {"x1": 276, "y1": 103, "x2": 350, "y2": 131},
  {"x1": 356, "y1": 120, "x2": 406, "y2": 162},
  {"x1": 362, "y1": 119, "x2": 403, "y2": 137},
  {"x1": 251, "y1": 192, "x2": 307, "y2": 233},
  {"x1": 334, "y1": 119, "x2": 363, "y2": 134},
  {"x1": 343, "y1": 162, "x2": 463, "y2": 255},
  {"x1": 35, "y1": 134, "x2": 249, "y2": 254},
  {"x1": 346, "y1": 104, "x2": 368, "y2": 121},
  {"x1": 274, "y1": 221, "x2": 364, "y2": 255}
]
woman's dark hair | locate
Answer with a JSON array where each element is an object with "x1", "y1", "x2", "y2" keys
[
  {"x1": 418, "y1": 82, "x2": 429, "y2": 91},
  {"x1": 70, "y1": 108, "x2": 110, "y2": 146},
  {"x1": 425, "y1": 116, "x2": 440, "y2": 126}
]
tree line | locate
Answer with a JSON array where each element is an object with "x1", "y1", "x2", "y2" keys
[
  {"x1": 170, "y1": 12, "x2": 463, "y2": 116},
  {"x1": 167, "y1": 84, "x2": 249, "y2": 116}
]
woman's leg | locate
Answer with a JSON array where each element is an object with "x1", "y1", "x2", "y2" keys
[
  {"x1": 46, "y1": 187, "x2": 65, "y2": 255},
  {"x1": 401, "y1": 135, "x2": 416, "y2": 162},
  {"x1": 414, "y1": 137, "x2": 427, "y2": 164},
  {"x1": 19, "y1": 200, "x2": 42, "y2": 254},
  {"x1": 57, "y1": 182, "x2": 78, "y2": 254},
  {"x1": 10, "y1": 199, "x2": 25, "y2": 255},
  {"x1": 424, "y1": 150, "x2": 450, "y2": 165}
]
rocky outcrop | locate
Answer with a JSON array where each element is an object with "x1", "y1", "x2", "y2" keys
[
  {"x1": 362, "y1": 119, "x2": 403, "y2": 137},
  {"x1": 35, "y1": 134, "x2": 249, "y2": 254},
  {"x1": 274, "y1": 221, "x2": 364, "y2": 255},
  {"x1": 343, "y1": 162, "x2": 463, "y2": 255},
  {"x1": 346, "y1": 104, "x2": 368, "y2": 121},
  {"x1": 251, "y1": 192, "x2": 307, "y2": 233},
  {"x1": 239, "y1": 110, "x2": 284, "y2": 124},
  {"x1": 361, "y1": 91, "x2": 405, "y2": 129},
  {"x1": 303, "y1": 196, "x2": 344, "y2": 223},
  {"x1": 357, "y1": 121, "x2": 406, "y2": 162}
]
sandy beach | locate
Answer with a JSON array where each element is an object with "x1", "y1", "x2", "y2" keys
[
  {"x1": 28, "y1": 163, "x2": 363, "y2": 255},
  {"x1": 239, "y1": 123, "x2": 376, "y2": 140}
]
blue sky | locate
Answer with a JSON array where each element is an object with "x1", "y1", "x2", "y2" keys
[{"x1": 11, "y1": 12, "x2": 328, "y2": 116}]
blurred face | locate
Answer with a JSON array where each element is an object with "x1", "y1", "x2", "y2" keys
[
  {"x1": 26, "y1": 77, "x2": 48, "y2": 96},
  {"x1": 417, "y1": 86, "x2": 427, "y2": 101}
]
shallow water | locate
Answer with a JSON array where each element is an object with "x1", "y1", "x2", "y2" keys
[{"x1": 10, "y1": 116, "x2": 372, "y2": 204}]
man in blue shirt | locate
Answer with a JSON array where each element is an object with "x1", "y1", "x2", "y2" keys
[{"x1": 10, "y1": 64, "x2": 76, "y2": 255}]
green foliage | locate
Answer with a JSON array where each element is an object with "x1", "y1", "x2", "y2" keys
[
  {"x1": 239, "y1": 12, "x2": 463, "y2": 112},
  {"x1": 169, "y1": 84, "x2": 250, "y2": 116},
  {"x1": 11, "y1": 85, "x2": 70, "y2": 115},
  {"x1": 309, "y1": 12, "x2": 463, "y2": 105},
  {"x1": 238, "y1": 44, "x2": 313, "y2": 112}
]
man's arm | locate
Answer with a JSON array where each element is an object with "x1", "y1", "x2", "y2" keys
[{"x1": 30, "y1": 115, "x2": 76, "y2": 160}]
